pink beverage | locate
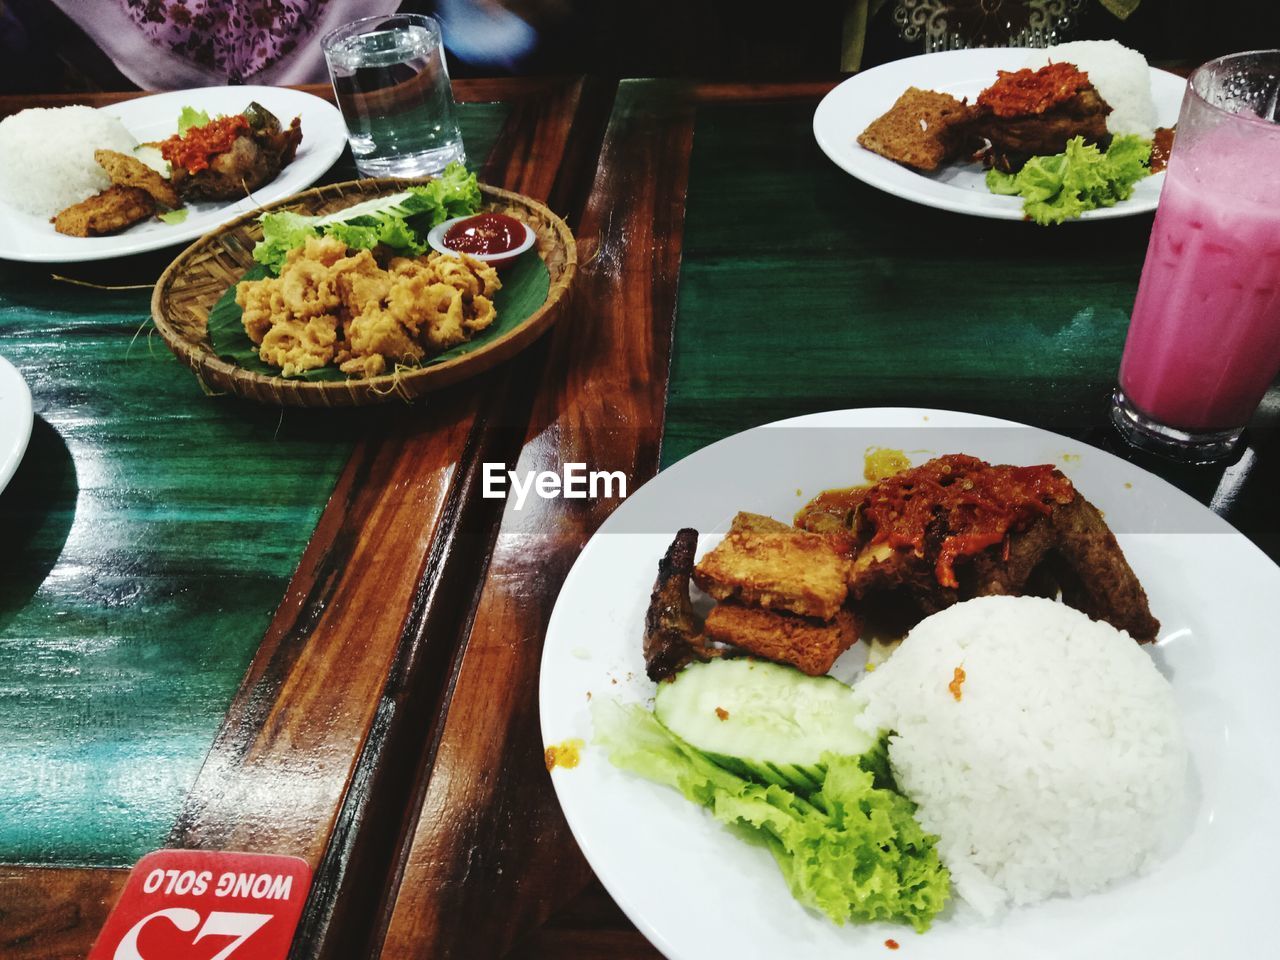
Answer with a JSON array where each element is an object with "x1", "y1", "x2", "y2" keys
[
  {"x1": 1120, "y1": 131, "x2": 1280, "y2": 430},
  {"x1": 1113, "y1": 50, "x2": 1280, "y2": 459}
]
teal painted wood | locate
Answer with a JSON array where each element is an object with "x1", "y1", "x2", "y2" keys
[
  {"x1": 663, "y1": 99, "x2": 1278, "y2": 557},
  {"x1": 0, "y1": 104, "x2": 506, "y2": 867}
]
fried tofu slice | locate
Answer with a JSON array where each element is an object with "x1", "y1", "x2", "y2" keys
[
  {"x1": 857, "y1": 87, "x2": 974, "y2": 172},
  {"x1": 52, "y1": 185, "x2": 155, "y2": 237},
  {"x1": 705, "y1": 604, "x2": 858, "y2": 677},
  {"x1": 95, "y1": 149, "x2": 180, "y2": 209},
  {"x1": 693, "y1": 512, "x2": 849, "y2": 620}
]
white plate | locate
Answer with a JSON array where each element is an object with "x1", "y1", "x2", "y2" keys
[
  {"x1": 813, "y1": 49, "x2": 1186, "y2": 221},
  {"x1": 540, "y1": 407, "x2": 1280, "y2": 960},
  {"x1": 0, "y1": 86, "x2": 346, "y2": 262},
  {"x1": 0, "y1": 356, "x2": 33, "y2": 494}
]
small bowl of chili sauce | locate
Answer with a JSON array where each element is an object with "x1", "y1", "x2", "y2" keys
[{"x1": 427, "y1": 212, "x2": 536, "y2": 268}]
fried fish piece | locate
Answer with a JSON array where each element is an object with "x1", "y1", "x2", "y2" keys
[
  {"x1": 704, "y1": 604, "x2": 859, "y2": 677},
  {"x1": 857, "y1": 87, "x2": 976, "y2": 172},
  {"x1": 644, "y1": 528, "x2": 712, "y2": 682},
  {"x1": 94, "y1": 149, "x2": 179, "y2": 209},
  {"x1": 693, "y1": 512, "x2": 849, "y2": 620},
  {"x1": 52, "y1": 185, "x2": 154, "y2": 237}
]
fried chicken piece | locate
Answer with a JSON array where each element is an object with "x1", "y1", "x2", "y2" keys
[
  {"x1": 1047, "y1": 495, "x2": 1160, "y2": 642},
  {"x1": 94, "y1": 149, "x2": 180, "y2": 209},
  {"x1": 966, "y1": 515, "x2": 1057, "y2": 597},
  {"x1": 644, "y1": 529, "x2": 712, "y2": 682},
  {"x1": 704, "y1": 605, "x2": 859, "y2": 677},
  {"x1": 171, "y1": 105, "x2": 302, "y2": 202},
  {"x1": 974, "y1": 87, "x2": 1112, "y2": 172},
  {"x1": 693, "y1": 512, "x2": 849, "y2": 620},
  {"x1": 51, "y1": 185, "x2": 154, "y2": 237},
  {"x1": 858, "y1": 87, "x2": 977, "y2": 172}
]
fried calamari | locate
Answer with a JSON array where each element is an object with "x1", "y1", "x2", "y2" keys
[{"x1": 235, "y1": 235, "x2": 501, "y2": 378}]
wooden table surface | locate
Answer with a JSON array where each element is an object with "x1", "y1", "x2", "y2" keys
[{"x1": 1, "y1": 76, "x2": 1276, "y2": 960}]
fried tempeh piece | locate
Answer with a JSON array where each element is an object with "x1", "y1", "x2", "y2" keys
[
  {"x1": 94, "y1": 149, "x2": 180, "y2": 208},
  {"x1": 705, "y1": 604, "x2": 859, "y2": 677},
  {"x1": 52, "y1": 185, "x2": 154, "y2": 237},
  {"x1": 693, "y1": 512, "x2": 849, "y2": 620},
  {"x1": 644, "y1": 528, "x2": 712, "y2": 682},
  {"x1": 857, "y1": 87, "x2": 975, "y2": 172}
]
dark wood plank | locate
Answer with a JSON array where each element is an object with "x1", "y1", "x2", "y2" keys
[
  {"x1": 286, "y1": 77, "x2": 601, "y2": 960},
  {"x1": 376, "y1": 78, "x2": 695, "y2": 960},
  {"x1": 0, "y1": 868, "x2": 127, "y2": 960}
]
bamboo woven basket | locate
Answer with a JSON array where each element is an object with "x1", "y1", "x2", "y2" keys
[{"x1": 151, "y1": 178, "x2": 576, "y2": 406}]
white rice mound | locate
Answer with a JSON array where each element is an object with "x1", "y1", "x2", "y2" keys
[
  {"x1": 855, "y1": 596, "x2": 1187, "y2": 918},
  {"x1": 1029, "y1": 39, "x2": 1158, "y2": 139},
  {"x1": 0, "y1": 106, "x2": 136, "y2": 218}
]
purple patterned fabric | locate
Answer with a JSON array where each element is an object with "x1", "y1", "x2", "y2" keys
[{"x1": 117, "y1": 0, "x2": 330, "y2": 82}]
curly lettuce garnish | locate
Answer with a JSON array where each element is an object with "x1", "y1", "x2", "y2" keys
[
  {"x1": 591, "y1": 698, "x2": 950, "y2": 932},
  {"x1": 986, "y1": 134, "x2": 1153, "y2": 225},
  {"x1": 251, "y1": 162, "x2": 481, "y2": 274}
]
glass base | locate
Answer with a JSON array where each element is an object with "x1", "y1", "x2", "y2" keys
[
  {"x1": 352, "y1": 140, "x2": 466, "y2": 178},
  {"x1": 1110, "y1": 388, "x2": 1244, "y2": 463}
]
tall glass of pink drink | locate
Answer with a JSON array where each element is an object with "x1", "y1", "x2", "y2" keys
[{"x1": 1113, "y1": 50, "x2": 1280, "y2": 461}]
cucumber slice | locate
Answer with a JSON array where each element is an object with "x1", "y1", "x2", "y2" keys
[{"x1": 654, "y1": 659, "x2": 875, "y2": 792}]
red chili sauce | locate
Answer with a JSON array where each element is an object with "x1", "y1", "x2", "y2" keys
[
  {"x1": 862, "y1": 454, "x2": 1075, "y2": 588},
  {"x1": 1148, "y1": 126, "x2": 1176, "y2": 174},
  {"x1": 977, "y1": 62, "x2": 1091, "y2": 118},
  {"x1": 443, "y1": 212, "x2": 526, "y2": 256},
  {"x1": 159, "y1": 115, "x2": 250, "y2": 175}
]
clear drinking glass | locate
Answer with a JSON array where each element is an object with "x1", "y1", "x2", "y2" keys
[
  {"x1": 322, "y1": 14, "x2": 465, "y2": 178},
  {"x1": 1111, "y1": 50, "x2": 1280, "y2": 462}
]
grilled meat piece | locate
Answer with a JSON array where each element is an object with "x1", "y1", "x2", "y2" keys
[
  {"x1": 693, "y1": 512, "x2": 849, "y2": 620},
  {"x1": 704, "y1": 604, "x2": 859, "y2": 677},
  {"x1": 94, "y1": 149, "x2": 179, "y2": 209},
  {"x1": 971, "y1": 87, "x2": 1112, "y2": 173},
  {"x1": 644, "y1": 528, "x2": 711, "y2": 682},
  {"x1": 52, "y1": 185, "x2": 154, "y2": 237}
]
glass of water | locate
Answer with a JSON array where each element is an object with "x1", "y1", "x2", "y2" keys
[{"x1": 322, "y1": 13, "x2": 465, "y2": 178}]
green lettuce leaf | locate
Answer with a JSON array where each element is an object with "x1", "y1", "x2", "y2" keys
[
  {"x1": 158, "y1": 208, "x2": 189, "y2": 225},
  {"x1": 986, "y1": 135, "x2": 1153, "y2": 225},
  {"x1": 592, "y1": 699, "x2": 950, "y2": 932},
  {"x1": 252, "y1": 211, "x2": 322, "y2": 274},
  {"x1": 251, "y1": 162, "x2": 481, "y2": 274},
  {"x1": 177, "y1": 106, "x2": 212, "y2": 135}
]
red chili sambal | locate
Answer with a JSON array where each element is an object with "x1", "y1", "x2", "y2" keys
[
  {"x1": 159, "y1": 114, "x2": 250, "y2": 174},
  {"x1": 443, "y1": 212, "x2": 526, "y2": 256},
  {"x1": 978, "y1": 62, "x2": 1092, "y2": 118},
  {"x1": 862, "y1": 454, "x2": 1075, "y2": 588}
]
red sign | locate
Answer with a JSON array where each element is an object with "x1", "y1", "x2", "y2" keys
[{"x1": 88, "y1": 850, "x2": 312, "y2": 960}]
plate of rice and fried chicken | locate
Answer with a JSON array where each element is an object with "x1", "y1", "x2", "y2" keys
[
  {"x1": 540, "y1": 407, "x2": 1280, "y2": 960},
  {"x1": 0, "y1": 86, "x2": 346, "y2": 262},
  {"x1": 814, "y1": 44, "x2": 1186, "y2": 221}
]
